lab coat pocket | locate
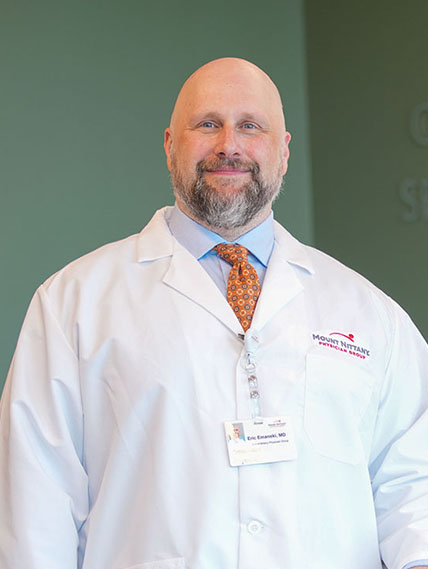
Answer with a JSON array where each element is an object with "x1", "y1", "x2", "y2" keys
[
  {"x1": 304, "y1": 352, "x2": 374, "y2": 464},
  {"x1": 125, "y1": 559, "x2": 185, "y2": 569}
]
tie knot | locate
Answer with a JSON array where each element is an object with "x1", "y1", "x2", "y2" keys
[{"x1": 214, "y1": 243, "x2": 248, "y2": 266}]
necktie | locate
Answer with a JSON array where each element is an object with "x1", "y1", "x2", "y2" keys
[{"x1": 214, "y1": 243, "x2": 261, "y2": 332}]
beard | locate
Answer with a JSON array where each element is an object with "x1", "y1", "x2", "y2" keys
[{"x1": 170, "y1": 155, "x2": 283, "y2": 230}]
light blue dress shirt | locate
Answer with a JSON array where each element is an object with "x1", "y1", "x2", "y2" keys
[{"x1": 165, "y1": 204, "x2": 274, "y2": 297}]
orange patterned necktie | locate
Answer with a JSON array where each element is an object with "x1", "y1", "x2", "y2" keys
[{"x1": 214, "y1": 243, "x2": 261, "y2": 332}]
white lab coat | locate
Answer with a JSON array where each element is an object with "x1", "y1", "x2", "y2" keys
[{"x1": 1, "y1": 207, "x2": 428, "y2": 569}]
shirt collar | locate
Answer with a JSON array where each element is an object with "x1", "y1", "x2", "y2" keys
[{"x1": 166, "y1": 204, "x2": 274, "y2": 267}]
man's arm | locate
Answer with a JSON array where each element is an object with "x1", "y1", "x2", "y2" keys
[
  {"x1": 0, "y1": 286, "x2": 88, "y2": 567},
  {"x1": 369, "y1": 304, "x2": 428, "y2": 569}
]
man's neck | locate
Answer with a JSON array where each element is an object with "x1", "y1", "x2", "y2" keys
[{"x1": 175, "y1": 200, "x2": 272, "y2": 242}]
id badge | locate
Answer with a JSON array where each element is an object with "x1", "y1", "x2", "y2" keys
[{"x1": 224, "y1": 416, "x2": 297, "y2": 467}]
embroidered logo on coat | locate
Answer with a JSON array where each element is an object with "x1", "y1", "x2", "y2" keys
[{"x1": 312, "y1": 331, "x2": 371, "y2": 360}]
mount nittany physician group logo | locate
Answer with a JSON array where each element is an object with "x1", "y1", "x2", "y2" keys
[{"x1": 312, "y1": 330, "x2": 371, "y2": 360}]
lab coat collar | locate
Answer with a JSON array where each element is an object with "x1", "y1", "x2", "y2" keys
[
  {"x1": 272, "y1": 220, "x2": 314, "y2": 275},
  {"x1": 250, "y1": 222, "x2": 314, "y2": 331},
  {"x1": 136, "y1": 207, "x2": 176, "y2": 262},
  {"x1": 136, "y1": 207, "x2": 242, "y2": 334},
  {"x1": 135, "y1": 207, "x2": 315, "y2": 334},
  {"x1": 136, "y1": 208, "x2": 314, "y2": 272}
]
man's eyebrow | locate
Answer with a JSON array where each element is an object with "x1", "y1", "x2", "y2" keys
[
  {"x1": 189, "y1": 112, "x2": 223, "y2": 124},
  {"x1": 238, "y1": 112, "x2": 269, "y2": 125},
  {"x1": 189, "y1": 111, "x2": 269, "y2": 126}
]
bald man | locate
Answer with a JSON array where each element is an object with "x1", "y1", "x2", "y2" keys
[
  {"x1": 164, "y1": 58, "x2": 290, "y2": 240},
  {"x1": 1, "y1": 58, "x2": 428, "y2": 569}
]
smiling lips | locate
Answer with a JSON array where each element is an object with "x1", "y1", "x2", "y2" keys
[
  {"x1": 198, "y1": 157, "x2": 257, "y2": 176},
  {"x1": 205, "y1": 168, "x2": 250, "y2": 175}
]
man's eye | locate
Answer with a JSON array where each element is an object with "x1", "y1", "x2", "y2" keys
[
  {"x1": 200, "y1": 121, "x2": 216, "y2": 128},
  {"x1": 242, "y1": 123, "x2": 257, "y2": 129}
]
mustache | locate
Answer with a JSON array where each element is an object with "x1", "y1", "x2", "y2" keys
[{"x1": 196, "y1": 157, "x2": 260, "y2": 175}]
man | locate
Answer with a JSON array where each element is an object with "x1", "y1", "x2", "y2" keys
[{"x1": 1, "y1": 58, "x2": 428, "y2": 569}]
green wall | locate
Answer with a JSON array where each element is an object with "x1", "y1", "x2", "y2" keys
[
  {"x1": 306, "y1": 1, "x2": 428, "y2": 340},
  {"x1": 0, "y1": 1, "x2": 313, "y2": 388}
]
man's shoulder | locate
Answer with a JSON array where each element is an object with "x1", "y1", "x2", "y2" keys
[
  {"x1": 41, "y1": 207, "x2": 173, "y2": 293},
  {"x1": 273, "y1": 219, "x2": 395, "y2": 308}
]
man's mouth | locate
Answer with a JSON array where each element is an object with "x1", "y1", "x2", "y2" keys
[
  {"x1": 197, "y1": 158, "x2": 258, "y2": 178},
  {"x1": 205, "y1": 168, "x2": 250, "y2": 175}
]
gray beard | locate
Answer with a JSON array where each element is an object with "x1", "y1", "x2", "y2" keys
[{"x1": 170, "y1": 157, "x2": 283, "y2": 230}]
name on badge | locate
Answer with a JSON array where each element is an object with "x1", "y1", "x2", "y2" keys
[{"x1": 224, "y1": 416, "x2": 297, "y2": 467}]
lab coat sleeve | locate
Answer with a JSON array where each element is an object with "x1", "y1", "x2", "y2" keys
[
  {"x1": 0, "y1": 285, "x2": 88, "y2": 569},
  {"x1": 369, "y1": 302, "x2": 428, "y2": 569}
]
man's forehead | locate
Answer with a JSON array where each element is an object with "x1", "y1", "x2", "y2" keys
[{"x1": 170, "y1": 58, "x2": 285, "y2": 130}]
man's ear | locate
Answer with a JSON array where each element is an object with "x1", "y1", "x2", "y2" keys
[
  {"x1": 164, "y1": 128, "x2": 173, "y2": 171},
  {"x1": 281, "y1": 131, "x2": 291, "y2": 175}
]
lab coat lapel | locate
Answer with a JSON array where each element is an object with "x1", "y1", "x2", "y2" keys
[
  {"x1": 163, "y1": 245, "x2": 241, "y2": 333},
  {"x1": 137, "y1": 209, "x2": 313, "y2": 335},
  {"x1": 136, "y1": 208, "x2": 241, "y2": 334},
  {"x1": 252, "y1": 221, "x2": 314, "y2": 331}
]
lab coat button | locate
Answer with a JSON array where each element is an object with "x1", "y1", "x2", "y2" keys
[{"x1": 247, "y1": 520, "x2": 263, "y2": 535}]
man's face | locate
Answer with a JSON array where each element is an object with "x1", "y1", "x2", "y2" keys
[
  {"x1": 232, "y1": 427, "x2": 241, "y2": 439},
  {"x1": 164, "y1": 61, "x2": 291, "y2": 230}
]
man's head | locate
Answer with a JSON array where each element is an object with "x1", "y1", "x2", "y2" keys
[{"x1": 164, "y1": 58, "x2": 291, "y2": 238}]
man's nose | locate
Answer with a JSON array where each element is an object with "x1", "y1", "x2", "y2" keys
[{"x1": 214, "y1": 126, "x2": 241, "y2": 158}]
